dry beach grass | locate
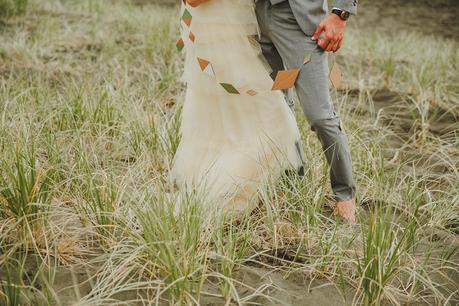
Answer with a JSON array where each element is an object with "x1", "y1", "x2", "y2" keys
[{"x1": 0, "y1": 0, "x2": 458, "y2": 305}]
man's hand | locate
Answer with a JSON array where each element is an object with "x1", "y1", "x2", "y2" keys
[
  {"x1": 311, "y1": 14, "x2": 346, "y2": 53},
  {"x1": 186, "y1": 0, "x2": 209, "y2": 7}
]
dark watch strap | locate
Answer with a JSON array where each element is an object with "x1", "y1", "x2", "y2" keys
[{"x1": 332, "y1": 9, "x2": 350, "y2": 21}]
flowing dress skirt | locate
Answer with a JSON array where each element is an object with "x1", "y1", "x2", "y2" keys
[{"x1": 169, "y1": 0, "x2": 304, "y2": 213}]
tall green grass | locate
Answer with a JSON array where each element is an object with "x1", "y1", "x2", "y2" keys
[
  {"x1": 356, "y1": 205, "x2": 419, "y2": 305},
  {"x1": 134, "y1": 192, "x2": 209, "y2": 303},
  {"x1": 0, "y1": 0, "x2": 28, "y2": 18},
  {"x1": 0, "y1": 0, "x2": 457, "y2": 304},
  {"x1": 0, "y1": 147, "x2": 54, "y2": 236}
]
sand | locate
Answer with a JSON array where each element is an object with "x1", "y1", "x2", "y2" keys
[{"x1": 1, "y1": 0, "x2": 458, "y2": 305}]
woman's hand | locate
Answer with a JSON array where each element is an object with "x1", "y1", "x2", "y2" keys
[{"x1": 186, "y1": 0, "x2": 210, "y2": 7}]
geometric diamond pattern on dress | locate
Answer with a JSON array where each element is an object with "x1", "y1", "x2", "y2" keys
[
  {"x1": 189, "y1": 32, "x2": 195, "y2": 42},
  {"x1": 182, "y1": 8, "x2": 192, "y2": 27},
  {"x1": 272, "y1": 68, "x2": 300, "y2": 90},
  {"x1": 176, "y1": 38, "x2": 184, "y2": 52},
  {"x1": 220, "y1": 83, "x2": 240, "y2": 94},
  {"x1": 197, "y1": 57, "x2": 215, "y2": 77},
  {"x1": 177, "y1": 4, "x2": 335, "y2": 96}
]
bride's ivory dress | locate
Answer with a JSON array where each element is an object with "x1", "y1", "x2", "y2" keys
[{"x1": 169, "y1": 0, "x2": 304, "y2": 213}]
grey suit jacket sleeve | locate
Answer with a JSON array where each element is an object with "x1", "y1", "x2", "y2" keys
[{"x1": 332, "y1": 0, "x2": 358, "y2": 15}]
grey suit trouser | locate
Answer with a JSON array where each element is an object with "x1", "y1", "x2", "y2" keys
[{"x1": 255, "y1": 0, "x2": 356, "y2": 201}]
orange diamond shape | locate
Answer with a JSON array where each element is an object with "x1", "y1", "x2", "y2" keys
[
  {"x1": 197, "y1": 57, "x2": 209, "y2": 71},
  {"x1": 189, "y1": 32, "x2": 195, "y2": 42},
  {"x1": 272, "y1": 69, "x2": 300, "y2": 91},
  {"x1": 246, "y1": 90, "x2": 258, "y2": 96},
  {"x1": 176, "y1": 38, "x2": 184, "y2": 52}
]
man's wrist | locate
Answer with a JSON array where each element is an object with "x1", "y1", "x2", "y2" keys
[
  {"x1": 331, "y1": 8, "x2": 351, "y2": 21},
  {"x1": 328, "y1": 12, "x2": 347, "y2": 25}
]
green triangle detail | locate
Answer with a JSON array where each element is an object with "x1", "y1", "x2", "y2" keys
[
  {"x1": 176, "y1": 38, "x2": 184, "y2": 52},
  {"x1": 182, "y1": 8, "x2": 192, "y2": 20},
  {"x1": 220, "y1": 83, "x2": 240, "y2": 94}
]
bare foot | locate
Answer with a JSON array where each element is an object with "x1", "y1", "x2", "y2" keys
[{"x1": 334, "y1": 199, "x2": 357, "y2": 224}]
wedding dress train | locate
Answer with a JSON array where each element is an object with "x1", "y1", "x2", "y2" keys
[{"x1": 169, "y1": 0, "x2": 304, "y2": 214}]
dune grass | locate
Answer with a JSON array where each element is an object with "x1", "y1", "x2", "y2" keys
[
  {"x1": 0, "y1": 0, "x2": 28, "y2": 18},
  {"x1": 0, "y1": 0, "x2": 458, "y2": 305}
]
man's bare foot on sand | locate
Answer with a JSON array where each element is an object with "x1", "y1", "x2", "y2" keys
[{"x1": 334, "y1": 199, "x2": 357, "y2": 224}]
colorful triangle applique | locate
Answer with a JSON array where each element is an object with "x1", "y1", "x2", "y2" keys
[
  {"x1": 188, "y1": 32, "x2": 195, "y2": 42},
  {"x1": 202, "y1": 63, "x2": 215, "y2": 77},
  {"x1": 197, "y1": 58, "x2": 209, "y2": 70},
  {"x1": 182, "y1": 8, "x2": 192, "y2": 27},
  {"x1": 197, "y1": 57, "x2": 215, "y2": 77},
  {"x1": 176, "y1": 38, "x2": 184, "y2": 52},
  {"x1": 272, "y1": 69, "x2": 300, "y2": 90},
  {"x1": 220, "y1": 83, "x2": 240, "y2": 94}
]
